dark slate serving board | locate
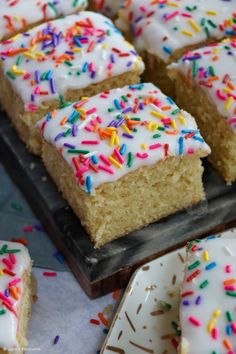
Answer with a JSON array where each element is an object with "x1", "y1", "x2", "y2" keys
[{"x1": 0, "y1": 113, "x2": 236, "y2": 298}]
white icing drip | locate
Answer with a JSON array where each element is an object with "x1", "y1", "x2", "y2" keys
[
  {"x1": 0, "y1": 12, "x2": 144, "y2": 111},
  {"x1": 0, "y1": 241, "x2": 31, "y2": 350},
  {"x1": 0, "y1": 0, "x2": 88, "y2": 41},
  {"x1": 180, "y1": 237, "x2": 236, "y2": 354},
  {"x1": 38, "y1": 83, "x2": 210, "y2": 193},
  {"x1": 169, "y1": 39, "x2": 236, "y2": 132},
  {"x1": 117, "y1": 0, "x2": 236, "y2": 62}
]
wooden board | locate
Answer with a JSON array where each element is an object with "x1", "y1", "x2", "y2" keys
[{"x1": 1, "y1": 114, "x2": 236, "y2": 299}]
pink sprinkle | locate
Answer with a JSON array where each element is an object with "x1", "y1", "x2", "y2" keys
[
  {"x1": 81, "y1": 140, "x2": 99, "y2": 145},
  {"x1": 27, "y1": 104, "x2": 38, "y2": 112},
  {"x1": 216, "y1": 89, "x2": 227, "y2": 100},
  {"x1": 9, "y1": 278, "x2": 21, "y2": 287},
  {"x1": 99, "y1": 154, "x2": 112, "y2": 166},
  {"x1": 9, "y1": 253, "x2": 16, "y2": 265},
  {"x1": 114, "y1": 148, "x2": 124, "y2": 164},
  {"x1": 136, "y1": 152, "x2": 149, "y2": 159},
  {"x1": 86, "y1": 108, "x2": 97, "y2": 115},
  {"x1": 232, "y1": 323, "x2": 236, "y2": 333},
  {"x1": 2, "y1": 258, "x2": 13, "y2": 270},
  {"x1": 211, "y1": 327, "x2": 219, "y2": 339},
  {"x1": 181, "y1": 13, "x2": 192, "y2": 18},
  {"x1": 0, "y1": 292, "x2": 14, "y2": 306},
  {"x1": 228, "y1": 118, "x2": 236, "y2": 126},
  {"x1": 98, "y1": 164, "x2": 114, "y2": 175},
  {"x1": 23, "y1": 225, "x2": 34, "y2": 233},
  {"x1": 43, "y1": 272, "x2": 57, "y2": 277},
  {"x1": 85, "y1": 126, "x2": 93, "y2": 132},
  {"x1": 149, "y1": 143, "x2": 162, "y2": 150},
  {"x1": 224, "y1": 285, "x2": 236, "y2": 291},
  {"x1": 23, "y1": 73, "x2": 31, "y2": 80},
  {"x1": 100, "y1": 94, "x2": 108, "y2": 99},
  {"x1": 187, "y1": 148, "x2": 195, "y2": 155},
  {"x1": 96, "y1": 116, "x2": 103, "y2": 123},
  {"x1": 165, "y1": 10, "x2": 179, "y2": 21},
  {"x1": 226, "y1": 264, "x2": 232, "y2": 273},
  {"x1": 189, "y1": 316, "x2": 202, "y2": 326}
]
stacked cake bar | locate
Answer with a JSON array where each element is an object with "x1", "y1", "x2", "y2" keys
[
  {"x1": 38, "y1": 83, "x2": 210, "y2": 247},
  {"x1": 169, "y1": 39, "x2": 236, "y2": 183},
  {"x1": 117, "y1": 0, "x2": 236, "y2": 95},
  {"x1": 0, "y1": 11, "x2": 144, "y2": 154},
  {"x1": 179, "y1": 236, "x2": 236, "y2": 354},
  {"x1": 0, "y1": 241, "x2": 34, "y2": 354},
  {"x1": 0, "y1": 0, "x2": 88, "y2": 41}
]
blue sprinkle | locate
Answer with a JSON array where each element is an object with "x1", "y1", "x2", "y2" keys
[
  {"x1": 86, "y1": 176, "x2": 93, "y2": 193},
  {"x1": 178, "y1": 137, "x2": 184, "y2": 155},
  {"x1": 227, "y1": 324, "x2": 233, "y2": 336},
  {"x1": 163, "y1": 45, "x2": 173, "y2": 55},
  {"x1": 114, "y1": 99, "x2": 121, "y2": 110},
  {"x1": 91, "y1": 155, "x2": 99, "y2": 164},
  {"x1": 120, "y1": 144, "x2": 127, "y2": 155},
  {"x1": 193, "y1": 136, "x2": 205, "y2": 143},
  {"x1": 205, "y1": 262, "x2": 217, "y2": 271}
]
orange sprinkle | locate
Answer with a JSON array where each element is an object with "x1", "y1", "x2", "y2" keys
[
  {"x1": 223, "y1": 339, "x2": 233, "y2": 350},
  {"x1": 161, "y1": 105, "x2": 172, "y2": 111},
  {"x1": 113, "y1": 289, "x2": 120, "y2": 300},
  {"x1": 212, "y1": 56, "x2": 219, "y2": 61},
  {"x1": 227, "y1": 82, "x2": 235, "y2": 90},
  {"x1": 60, "y1": 116, "x2": 69, "y2": 126},
  {"x1": 9, "y1": 287, "x2": 20, "y2": 301},
  {"x1": 224, "y1": 279, "x2": 236, "y2": 286},
  {"x1": 98, "y1": 312, "x2": 108, "y2": 327}
]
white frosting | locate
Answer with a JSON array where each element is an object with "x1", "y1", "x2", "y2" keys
[
  {"x1": 169, "y1": 39, "x2": 236, "y2": 133},
  {"x1": 0, "y1": 0, "x2": 88, "y2": 41},
  {"x1": 117, "y1": 0, "x2": 236, "y2": 62},
  {"x1": 92, "y1": 0, "x2": 123, "y2": 18},
  {"x1": 0, "y1": 241, "x2": 31, "y2": 350},
  {"x1": 0, "y1": 11, "x2": 144, "y2": 112},
  {"x1": 180, "y1": 237, "x2": 236, "y2": 354},
  {"x1": 38, "y1": 82, "x2": 210, "y2": 193}
]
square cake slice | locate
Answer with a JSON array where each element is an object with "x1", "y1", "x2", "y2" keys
[
  {"x1": 117, "y1": 0, "x2": 236, "y2": 96},
  {"x1": 38, "y1": 83, "x2": 210, "y2": 247},
  {"x1": 0, "y1": 241, "x2": 33, "y2": 354},
  {"x1": 168, "y1": 38, "x2": 236, "y2": 184},
  {"x1": 0, "y1": 11, "x2": 144, "y2": 155},
  {"x1": 179, "y1": 236, "x2": 236, "y2": 354},
  {"x1": 0, "y1": 0, "x2": 88, "y2": 42}
]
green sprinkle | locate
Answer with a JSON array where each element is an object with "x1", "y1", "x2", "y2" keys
[
  {"x1": 209, "y1": 66, "x2": 215, "y2": 76},
  {"x1": 1, "y1": 244, "x2": 8, "y2": 253},
  {"x1": 207, "y1": 20, "x2": 217, "y2": 29},
  {"x1": 48, "y1": 2, "x2": 59, "y2": 16},
  {"x1": 158, "y1": 126, "x2": 165, "y2": 131},
  {"x1": 76, "y1": 71, "x2": 81, "y2": 76},
  {"x1": 6, "y1": 71, "x2": 16, "y2": 80},
  {"x1": 41, "y1": 72, "x2": 47, "y2": 80},
  {"x1": 200, "y1": 18, "x2": 206, "y2": 26},
  {"x1": 0, "y1": 309, "x2": 6, "y2": 315},
  {"x1": 16, "y1": 55, "x2": 23, "y2": 66},
  {"x1": 127, "y1": 152, "x2": 134, "y2": 168},
  {"x1": 122, "y1": 95, "x2": 128, "y2": 102},
  {"x1": 171, "y1": 108, "x2": 180, "y2": 115},
  {"x1": 64, "y1": 128, "x2": 72, "y2": 137},
  {"x1": 226, "y1": 311, "x2": 233, "y2": 323},
  {"x1": 70, "y1": 113, "x2": 80, "y2": 124},
  {"x1": 200, "y1": 280, "x2": 209, "y2": 289},
  {"x1": 204, "y1": 26, "x2": 210, "y2": 39},
  {"x1": 133, "y1": 128, "x2": 138, "y2": 133},
  {"x1": 158, "y1": 301, "x2": 172, "y2": 312},
  {"x1": 11, "y1": 203, "x2": 23, "y2": 211},
  {"x1": 108, "y1": 108, "x2": 115, "y2": 112},
  {"x1": 67, "y1": 149, "x2": 90, "y2": 154},
  {"x1": 65, "y1": 61, "x2": 73, "y2": 67},
  {"x1": 171, "y1": 321, "x2": 181, "y2": 336},
  {"x1": 73, "y1": 0, "x2": 80, "y2": 6},
  {"x1": 153, "y1": 133, "x2": 161, "y2": 139},
  {"x1": 188, "y1": 260, "x2": 201, "y2": 270},
  {"x1": 5, "y1": 249, "x2": 21, "y2": 254},
  {"x1": 60, "y1": 102, "x2": 72, "y2": 109},
  {"x1": 192, "y1": 59, "x2": 198, "y2": 78}
]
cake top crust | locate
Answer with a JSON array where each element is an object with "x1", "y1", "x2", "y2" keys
[
  {"x1": 170, "y1": 38, "x2": 236, "y2": 132},
  {"x1": 0, "y1": 0, "x2": 88, "y2": 42},
  {"x1": 0, "y1": 241, "x2": 31, "y2": 350},
  {"x1": 117, "y1": 0, "x2": 236, "y2": 62},
  {"x1": 38, "y1": 82, "x2": 210, "y2": 193},
  {"x1": 180, "y1": 236, "x2": 236, "y2": 354},
  {"x1": 0, "y1": 12, "x2": 144, "y2": 112},
  {"x1": 92, "y1": 0, "x2": 123, "y2": 18}
]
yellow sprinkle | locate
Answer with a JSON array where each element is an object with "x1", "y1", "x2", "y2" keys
[
  {"x1": 178, "y1": 115, "x2": 186, "y2": 125},
  {"x1": 141, "y1": 143, "x2": 148, "y2": 150},
  {"x1": 35, "y1": 52, "x2": 44, "y2": 58},
  {"x1": 225, "y1": 96, "x2": 234, "y2": 111},
  {"x1": 115, "y1": 135, "x2": 120, "y2": 146},
  {"x1": 213, "y1": 48, "x2": 220, "y2": 54},
  {"x1": 188, "y1": 19, "x2": 201, "y2": 32},
  {"x1": 181, "y1": 30, "x2": 194, "y2": 37},
  {"x1": 78, "y1": 108, "x2": 86, "y2": 114},
  {"x1": 203, "y1": 250, "x2": 209, "y2": 261},
  {"x1": 73, "y1": 48, "x2": 82, "y2": 53},
  {"x1": 223, "y1": 88, "x2": 232, "y2": 94},
  {"x1": 208, "y1": 319, "x2": 216, "y2": 332},
  {"x1": 124, "y1": 114, "x2": 131, "y2": 120},
  {"x1": 12, "y1": 33, "x2": 21, "y2": 41},
  {"x1": 171, "y1": 119, "x2": 177, "y2": 129},
  {"x1": 11, "y1": 65, "x2": 25, "y2": 75},
  {"x1": 29, "y1": 45, "x2": 37, "y2": 52},
  {"x1": 151, "y1": 111, "x2": 165, "y2": 119},
  {"x1": 167, "y1": 1, "x2": 180, "y2": 7},
  {"x1": 0, "y1": 269, "x2": 3, "y2": 276},
  {"x1": 102, "y1": 43, "x2": 109, "y2": 49},
  {"x1": 81, "y1": 97, "x2": 89, "y2": 100},
  {"x1": 213, "y1": 309, "x2": 222, "y2": 318},
  {"x1": 206, "y1": 10, "x2": 218, "y2": 15},
  {"x1": 24, "y1": 53, "x2": 36, "y2": 60},
  {"x1": 121, "y1": 124, "x2": 132, "y2": 135},
  {"x1": 110, "y1": 131, "x2": 116, "y2": 146},
  {"x1": 134, "y1": 61, "x2": 140, "y2": 72},
  {"x1": 109, "y1": 156, "x2": 122, "y2": 169},
  {"x1": 14, "y1": 16, "x2": 20, "y2": 21}
]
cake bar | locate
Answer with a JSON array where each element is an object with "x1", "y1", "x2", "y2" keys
[
  {"x1": 38, "y1": 83, "x2": 210, "y2": 247},
  {"x1": 179, "y1": 236, "x2": 236, "y2": 354},
  {"x1": 0, "y1": 241, "x2": 34, "y2": 354},
  {"x1": 0, "y1": 11, "x2": 144, "y2": 155},
  {"x1": 0, "y1": 0, "x2": 88, "y2": 42},
  {"x1": 117, "y1": 0, "x2": 236, "y2": 96},
  {"x1": 169, "y1": 38, "x2": 236, "y2": 184}
]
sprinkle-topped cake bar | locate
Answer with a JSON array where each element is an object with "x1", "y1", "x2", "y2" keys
[
  {"x1": 117, "y1": 0, "x2": 236, "y2": 95},
  {"x1": 0, "y1": 241, "x2": 33, "y2": 354},
  {"x1": 179, "y1": 236, "x2": 236, "y2": 354},
  {"x1": 169, "y1": 38, "x2": 236, "y2": 184},
  {"x1": 38, "y1": 83, "x2": 210, "y2": 247},
  {"x1": 0, "y1": 11, "x2": 144, "y2": 155},
  {"x1": 0, "y1": 0, "x2": 88, "y2": 42},
  {"x1": 89, "y1": 0, "x2": 123, "y2": 19}
]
